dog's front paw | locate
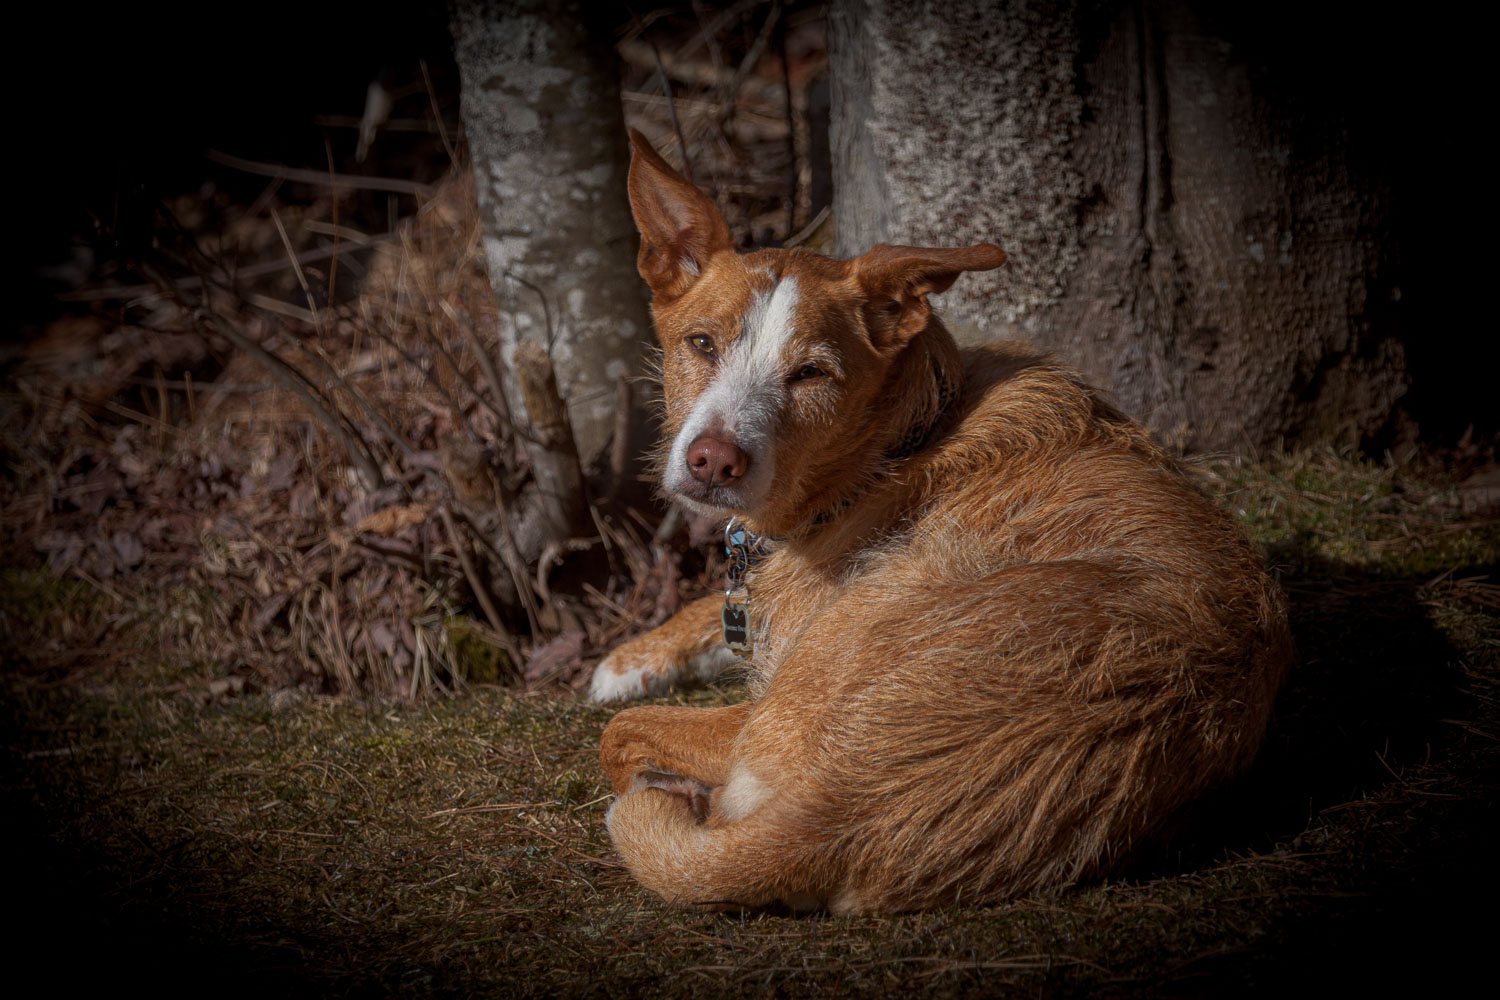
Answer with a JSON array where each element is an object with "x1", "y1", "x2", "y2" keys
[
  {"x1": 588, "y1": 645, "x2": 664, "y2": 702},
  {"x1": 587, "y1": 640, "x2": 739, "y2": 703}
]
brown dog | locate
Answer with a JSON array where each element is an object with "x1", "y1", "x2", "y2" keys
[{"x1": 591, "y1": 131, "x2": 1291, "y2": 913}]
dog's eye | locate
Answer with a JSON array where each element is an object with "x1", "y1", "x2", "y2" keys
[
  {"x1": 686, "y1": 334, "x2": 716, "y2": 357},
  {"x1": 790, "y1": 363, "x2": 825, "y2": 382}
]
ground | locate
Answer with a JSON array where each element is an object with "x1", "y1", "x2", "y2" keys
[{"x1": 2, "y1": 451, "x2": 1497, "y2": 997}]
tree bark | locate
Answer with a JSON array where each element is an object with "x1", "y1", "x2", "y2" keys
[
  {"x1": 829, "y1": 0, "x2": 1405, "y2": 452},
  {"x1": 450, "y1": 0, "x2": 654, "y2": 465},
  {"x1": 512, "y1": 341, "x2": 591, "y2": 542}
]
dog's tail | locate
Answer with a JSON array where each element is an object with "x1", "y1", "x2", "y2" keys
[{"x1": 604, "y1": 789, "x2": 833, "y2": 911}]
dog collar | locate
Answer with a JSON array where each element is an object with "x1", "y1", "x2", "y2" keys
[
  {"x1": 889, "y1": 365, "x2": 959, "y2": 460},
  {"x1": 721, "y1": 518, "x2": 769, "y2": 659}
]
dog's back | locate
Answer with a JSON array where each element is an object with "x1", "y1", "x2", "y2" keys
[{"x1": 729, "y1": 343, "x2": 1290, "y2": 910}]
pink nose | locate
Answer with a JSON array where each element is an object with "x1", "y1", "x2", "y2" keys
[{"x1": 686, "y1": 436, "x2": 750, "y2": 486}]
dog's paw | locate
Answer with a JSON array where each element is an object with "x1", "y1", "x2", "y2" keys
[
  {"x1": 588, "y1": 646, "x2": 660, "y2": 702},
  {"x1": 587, "y1": 642, "x2": 740, "y2": 703}
]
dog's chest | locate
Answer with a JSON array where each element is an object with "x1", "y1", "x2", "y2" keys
[{"x1": 743, "y1": 544, "x2": 868, "y2": 689}]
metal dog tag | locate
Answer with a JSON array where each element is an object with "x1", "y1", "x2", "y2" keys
[
  {"x1": 722, "y1": 598, "x2": 752, "y2": 659},
  {"x1": 721, "y1": 518, "x2": 768, "y2": 660}
]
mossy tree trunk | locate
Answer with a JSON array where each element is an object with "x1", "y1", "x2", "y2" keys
[
  {"x1": 829, "y1": 0, "x2": 1406, "y2": 452},
  {"x1": 450, "y1": 0, "x2": 653, "y2": 477}
]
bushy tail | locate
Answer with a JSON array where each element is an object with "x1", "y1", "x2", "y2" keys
[{"x1": 605, "y1": 788, "x2": 830, "y2": 911}]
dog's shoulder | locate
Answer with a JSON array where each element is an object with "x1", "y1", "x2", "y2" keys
[{"x1": 949, "y1": 341, "x2": 1153, "y2": 462}]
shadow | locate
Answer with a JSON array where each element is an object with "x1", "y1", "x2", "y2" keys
[{"x1": 1120, "y1": 543, "x2": 1500, "y2": 995}]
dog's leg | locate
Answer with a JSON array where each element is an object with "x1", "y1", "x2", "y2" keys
[
  {"x1": 588, "y1": 596, "x2": 738, "y2": 702},
  {"x1": 602, "y1": 702, "x2": 829, "y2": 910},
  {"x1": 605, "y1": 785, "x2": 828, "y2": 911},
  {"x1": 599, "y1": 702, "x2": 752, "y2": 799}
]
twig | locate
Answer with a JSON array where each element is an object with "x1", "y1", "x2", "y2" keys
[
  {"x1": 312, "y1": 114, "x2": 452, "y2": 134},
  {"x1": 270, "y1": 207, "x2": 323, "y2": 328},
  {"x1": 367, "y1": 318, "x2": 477, "y2": 442},
  {"x1": 293, "y1": 335, "x2": 417, "y2": 459},
  {"x1": 534, "y1": 535, "x2": 601, "y2": 606},
  {"x1": 728, "y1": 1, "x2": 782, "y2": 114},
  {"x1": 419, "y1": 59, "x2": 459, "y2": 163},
  {"x1": 206, "y1": 149, "x2": 436, "y2": 197},
  {"x1": 777, "y1": 8, "x2": 797, "y2": 237},
  {"x1": 246, "y1": 292, "x2": 319, "y2": 324},
  {"x1": 69, "y1": 566, "x2": 127, "y2": 605},
  {"x1": 688, "y1": 1, "x2": 784, "y2": 170},
  {"x1": 652, "y1": 503, "x2": 684, "y2": 548},
  {"x1": 783, "y1": 205, "x2": 830, "y2": 248},
  {"x1": 439, "y1": 506, "x2": 519, "y2": 666},
  {"x1": 59, "y1": 234, "x2": 398, "y2": 304},
  {"x1": 329, "y1": 546, "x2": 357, "y2": 690},
  {"x1": 631, "y1": 8, "x2": 694, "y2": 183},
  {"x1": 421, "y1": 309, "x2": 496, "y2": 439},
  {"x1": 512, "y1": 342, "x2": 592, "y2": 544},
  {"x1": 454, "y1": 506, "x2": 543, "y2": 642},
  {"x1": 684, "y1": 0, "x2": 759, "y2": 64},
  {"x1": 142, "y1": 261, "x2": 384, "y2": 488},
  {"x1": 301, "y1": 219, "x2": 376, "y2": 244},
  {"x1": 608, "y1": 378, "x2": 633, "y2": 502},
  {"x1": 123, "y1": 365, "x2": 385, "y2": 393},
  {"x1": 214, "y1": 268, "x2": 414, "y2": 464},
  {"x1": 502, "y1": 270, "x2": 556, "y2": 352},
  {"x1": 441, "y1": 298, "x2": 514, "y2": 436},
  {"x1": 324, "y1": 137, "x2": 341, "y2": 305}
]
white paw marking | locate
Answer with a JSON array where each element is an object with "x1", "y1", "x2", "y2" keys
[
  {"x1": 587, "y1": 643, "x2": 741, "y2": 703},
  {"x1": 587, "y1": 654, "x2": 654, "y2": 702}
]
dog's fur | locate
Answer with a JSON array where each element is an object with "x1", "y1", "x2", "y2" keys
[{"x1": 591, "y1": 131, "x2": 1292, "y2": 914}]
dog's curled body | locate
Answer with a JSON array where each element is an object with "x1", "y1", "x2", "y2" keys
[{"x1": 597, "y1": 133, "x2": 1292, "y2": 914}]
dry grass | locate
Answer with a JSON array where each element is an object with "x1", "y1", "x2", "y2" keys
[
  {"x1": 1, "y1": 5, "x2": 837, "y2": 707},
  {"x1": 3, "y1": 450, "x2": 1497, "y2": 997}
]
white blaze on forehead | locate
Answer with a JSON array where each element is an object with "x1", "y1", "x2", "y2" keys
[
  {"x1": 740, "y1": 276, "x2": 800, "y2": 374},
  {"x1": 665, "y1": 276, "x2": 800, "y2": 508}
]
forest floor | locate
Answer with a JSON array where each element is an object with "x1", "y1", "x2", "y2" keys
[{"x1": 3, "y1": 450, "x2": 1498, "y2": 998}]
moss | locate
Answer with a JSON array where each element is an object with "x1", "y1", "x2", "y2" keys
[
  {"x1": 1198, "y1": 449, "x2": 1500, "y2": 577},
  {"x1": 446, "y1": 615, "x2": 513, "y2": 685},
  {"x1": 0, "y1": 567, "x2": 99, "y2": 645}
]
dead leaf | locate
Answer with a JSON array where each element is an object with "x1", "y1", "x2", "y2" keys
[
  {"x1": 355, "y1": 504, "x2": 431, "y2": 537},
  {"x1": 207, "y1": 676, "x2": 246, "y2": 698},
  {"x1": 111, "y1": 530, "x2": 144, "y2": 570},
  {"x1": 1458, "y1": 468, "x2": 1500, "y2": 516},
  {"x1": 524, "y1": 630, "x2": 586, "y2": 683}
]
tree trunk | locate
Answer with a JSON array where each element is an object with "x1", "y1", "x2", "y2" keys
[
  {"x1": 829, "y1": 0, "x2": 1405, "y2": 452},
  {"x1": 450, "y1": 0, "x2": 654, "y2": 466}
]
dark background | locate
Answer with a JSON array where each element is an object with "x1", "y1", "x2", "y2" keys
[{"x1": 13, "y1": 1, "x2": 1493, "y2": 445}]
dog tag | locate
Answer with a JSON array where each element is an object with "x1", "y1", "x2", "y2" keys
[{"x1": 722, "y1": 599, "x2": 752, "y2": 659}]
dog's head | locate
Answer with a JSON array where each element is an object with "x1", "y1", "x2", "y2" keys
[{"x1": 625, "y1": 131, "x2": 1005, "y2": 533}]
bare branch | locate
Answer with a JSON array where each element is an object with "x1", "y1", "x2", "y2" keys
[{"x1": 206, "y1": 149, "x2": 436, "y2": 197}]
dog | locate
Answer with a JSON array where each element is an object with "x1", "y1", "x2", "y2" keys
[{"x1": 590, "y1": 130, "x2": 1292, "y2": 914}]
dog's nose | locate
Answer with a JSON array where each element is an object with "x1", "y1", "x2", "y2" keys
[{"x1": 686, "y1": 436, "x2": 750, "y2": 486}]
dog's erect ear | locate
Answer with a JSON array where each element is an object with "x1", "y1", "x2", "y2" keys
[
  {"x1": 626, "y1": 130, "x2": 733, "y2": 300},
  {"x1": 853, "y1": 243, "x2": 1007, "y2": 351}
]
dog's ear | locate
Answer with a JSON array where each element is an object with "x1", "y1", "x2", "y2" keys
[
  {"x1": 853, "y1": 243, "x2": 1007, "y2": 351},
  {"x1": 626, "y1": 130, "x2": 733, "y2": 300}
]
